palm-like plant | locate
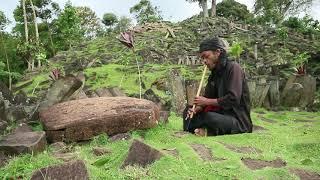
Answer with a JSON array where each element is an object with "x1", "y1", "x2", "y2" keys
[{"x1": 118, "y1": 31, "x2": 142, "y2": 99}]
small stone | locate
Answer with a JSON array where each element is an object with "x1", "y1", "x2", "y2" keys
[
  {"x1": 0, "y1": 131, "x2": 46, "y2": 155},
  {"x1": 122, "y1": 140, "x2": 163, "y2": 168},
  {"x1": 31, "y1": 160, "x2": 89, "y2": 180},
  {"x1": 92, "y1": 147, "x2": 111, "y2": 156},
  {"x1": 109, "y1": 132, "x2": 131, "y2": 142}
]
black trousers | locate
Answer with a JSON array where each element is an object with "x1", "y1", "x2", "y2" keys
[{"x1": 183, "y1": 107, "x2": 242, "y2": 136}]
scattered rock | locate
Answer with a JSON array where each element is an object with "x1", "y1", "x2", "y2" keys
[
  {"x1": 39, "y1": 74, "x2": 83, "y2": 111},
  {"x1": 109, "y1": 132, "x2": 131, "y2": 142},
  {"x1": 252, "y1": 125, "x2": 267, "y2": 132},
  {"x1": 53, "y1": 153, "x2": 77, "y2": 162},
  {"x1": 281, "y1": 75, "x2": 316, "y2": 108},
  {"x1": 223, "y1": 144, "x2": 262, "y2": 154},
  {"x1": 241, "y1": 158, "x2": 286, "y2": 170},
  {"x1": 172, "y1": 131, "x2": 189, "y2": 138},
  {"x1": 162, "y1": 148, "x2": 179, "y2": 157},
  {"x1": 289, "y1": 168, "x2": 320, "y2": 180},
  {"x1": 50, "y1": 142, "x2": 68, "y2": 153},
  {"x1": 168, "y1": 70, "x2": 186, "y2": 116},
  {"x1": 190, "y1": 143, "x2": 213, "y2": 161},
  {"x1": 0, "y1": 121, "x2": 8, "y2": 134},
  {"x1": 159, "y1": 111, "x2": 169, "y2": 123},
  {"x1": 95, "y1": 88, "x2": 113, "y2": 97},
  {"x1": 122, "y1": 140, "x2": 163, "y2": 168},
  {"x1": 30, "y1": 160, "x2": 89, "y2": 180},
  {"x1": 0, "y1": 131, "x2": 46, "y2": 155},
  {"x1": 12, "y1": 123, "x2": 33, "y2": 134},
  {"x1": 108, "y1": 87, "x2": 126, "y2": 97},
  {"x1": 40, "y1": 97, "x2": 159, "y2": 142},
  {"x1": 0, "y1": 81, "x2": 14, "y2": 102},
  {"x1": 92, "y1": 147, "x2": 111, "y2": 156},
  {"x1": 0, "y1": 152, "x2": 9, "y2": 168}
]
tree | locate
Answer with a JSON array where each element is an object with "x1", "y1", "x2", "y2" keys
[
  {"x1": 217, "y1": 0, "x2": 253, "y2": 22},
  {"x1": 76, "y1": 6, "x2": 102, "y2": 39},
  {"x1": 254, "y1": 0, "x2": 313, "y2": 24},
  {"x1": 102, "y1": 13, "x2": 118, "y2": 27},
  {"x1": 0, "y1": 11, "x2": 12, "y2": 89},
  {"x1": 186, "y1": 0, "x2": 209, "y2": 18},
  {"x1": 130, "y1": 0, "x2": 162, "y2": 24},
  {"x1": 211, "y1": 0, "x2": 216, "y2": 17},
  {"x1": 55, "y1": 2, "x2": 84, "y2": 49},
  {"x1": 115, "y1": 16, "x2": 132, "y2": 32}
]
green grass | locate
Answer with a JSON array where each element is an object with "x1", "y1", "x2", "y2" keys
[{"x1": 1, "y1": 110, "x2": 319, "y2": 179}]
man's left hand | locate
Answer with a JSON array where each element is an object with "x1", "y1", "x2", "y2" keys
[{"x1": 194, "y1": 96, "x2": 209, "y2": 106}]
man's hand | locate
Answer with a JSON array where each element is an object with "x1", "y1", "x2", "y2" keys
[
  {"x1": 186, "y1": 106, "x2": 203, "y2": 120},
  {"x1": 194, "y1": 96, "x2": 209, "y2": 106}
]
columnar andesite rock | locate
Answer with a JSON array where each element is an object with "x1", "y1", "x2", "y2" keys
[{"x1": 40, "y1": 97, "x2": 159, "y2": 142}]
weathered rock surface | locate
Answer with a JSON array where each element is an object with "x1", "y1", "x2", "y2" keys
[
  {"x1": 122, "y1": 140, "x2": 163, "y2": 168},
  {"x1": 281, "y1": 75, "x2": 316, "y2": 107},
  {"x1": 31, "y1": 160, "x2": 89, "y2": 180},
  {"x1": 0, "y1": 130, "x2": 46, "y2": 155},
  {"x1": 39, "y1": 75, "x2": 83, "y2": 111},
  {"x1": 168, "y1": 70, "x2": 186, "y2": 115},
  {"x1": 40, "y1": 97, "x2": 159, "y2": 142}
]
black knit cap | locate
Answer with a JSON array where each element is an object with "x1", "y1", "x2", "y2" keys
[{"x1": 199, "y1": 37, "x2": 226, "y2": 53}]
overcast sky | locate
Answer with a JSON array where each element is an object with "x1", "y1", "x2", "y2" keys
[{"x1": 1, "y1": 0, "x2": 320, "y2": 31}]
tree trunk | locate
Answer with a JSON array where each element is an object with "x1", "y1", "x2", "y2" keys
[
  {"x1": 22, "y1": 0, "x2": 29, "y2": 43},
  {"x1": 0, "y1": 33, "x2": 12, "y2": 90},
  {"x1": 29, "y1": 0, "x2": 39, "y2": 45},
  {"x1": 46, "y1": 20, "x2": 56, "y2": 56},
  {"x1": 200, "y1": 0, "x2": 209, "y2": 18},
  {"x1": 29, "y1": 0, "x2": 41, "y2": 69},
  {"x1": 211, "y1": 0, "x2": 216, "y2": 17}
]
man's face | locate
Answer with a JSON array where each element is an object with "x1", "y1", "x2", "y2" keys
[{"x1": 200, "y1": 49, "x2": 221, "y2": 70}]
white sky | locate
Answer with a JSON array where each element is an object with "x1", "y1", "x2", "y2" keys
[{"x1": 1, "y1": 0, "x2": 320, "y2": 32}]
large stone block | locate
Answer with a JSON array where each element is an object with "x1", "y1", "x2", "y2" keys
[{"x1": 40, "y1": 97, "x2": 159, "y2": 142}]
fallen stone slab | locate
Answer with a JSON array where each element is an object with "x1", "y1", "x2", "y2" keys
[
  {"x1": 289, "y1": 168, "x2": 320, "y2": 180},
  {"x1": 31, "y1": 160, "x2": 89, "y2": 180},
  {"x1": 241, "y1": 157, "x2": 286, "y2": 170},
  {"x1": 0, "y1": 131, "x2": 46, "y2": 155},
  {"x1": 222, "y1": 143, "x2": 262, "y2": 154},
  {"x1": 122, "y1": 140, "x2": 163, "y2": 168},
  {"x1": 190, "y1": 143, "x2": 213, "y2": 161},
  {"x1": 40, "y1": 97, "x2": 159, "y2": 142},
  {"x1": 162, "y1": 148, "x2": 179, "y2": 157}
]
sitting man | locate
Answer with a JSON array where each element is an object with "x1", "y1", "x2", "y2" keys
[{"x1": 183, "y1": 37, "x2": 252, "y2": 136}]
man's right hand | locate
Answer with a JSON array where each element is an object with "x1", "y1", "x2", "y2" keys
[{"x1": 186, "y1": 106, "x2": 203, "y2": 119}]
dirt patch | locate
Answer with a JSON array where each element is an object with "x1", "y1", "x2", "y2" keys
[
  {"x1": 223, "y1": 144, "x2": 262, "y2": 154},
  {"x1": 173, "y1": 131, "x2": 189, "y2": 138},
  {"x1": 162, "y1": 148, "x2": 179, "y2": 157},
  {"x1": 253, "y1": 125, "x2": 267, "y2": 132},
  {"x1": 190, "y1": 143, "x2": 213, "y2": 161},
  {"x1": 290, "y1": 168, "x2": 320, "y2": 180},
  {"x1": 241, "y1": 158, "x2": 286, "y2": 170}
]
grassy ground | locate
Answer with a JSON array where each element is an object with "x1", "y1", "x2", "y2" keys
[
  {"x1": 1, "y1": 109, "x2": 319, "y2": 179},
  {"x1": 4, "y1": 63, "x2": 320, "y2": 179}
]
